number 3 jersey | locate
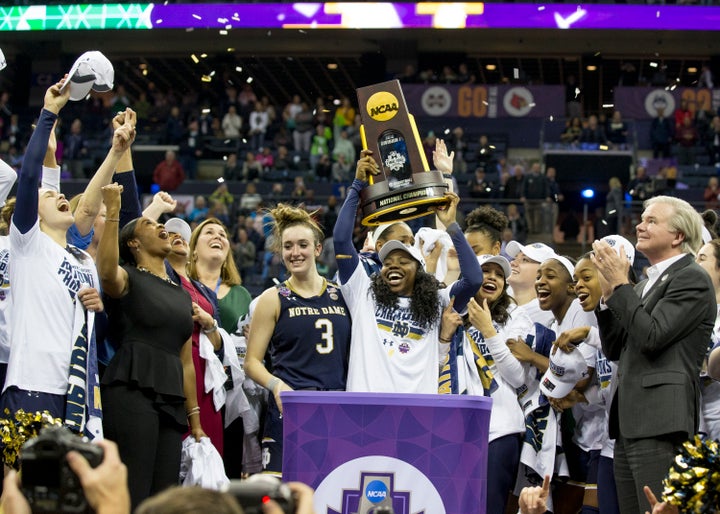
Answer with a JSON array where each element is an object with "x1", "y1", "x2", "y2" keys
[{"x1": 269, "y1": 279, "x2": 350, "y2": 390}]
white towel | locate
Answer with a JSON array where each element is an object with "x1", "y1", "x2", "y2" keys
[
  {"x1": 198, "y1": 331, "x2": 228, "y2": 413},
  {"x1": 180, "y1": 436, "x2": 230, "y2": 490},
  {"x1": 220, "y1": 328, "x2": 253, "y2": 428},
  {"x1": 414, "y1": 227, "x2": 453, "y2": 282}
]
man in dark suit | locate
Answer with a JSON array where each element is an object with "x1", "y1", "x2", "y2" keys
[{"x1": 591, "y1": 195, "x2": 715, "y2": 514}]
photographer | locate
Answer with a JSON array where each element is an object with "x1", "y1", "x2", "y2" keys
[
  {"x1": 0, "y1": 437, "x2": 317, "y2": 514},
  {"x1": 1, "y1": 439, "x2": 130, "y2": 514}
]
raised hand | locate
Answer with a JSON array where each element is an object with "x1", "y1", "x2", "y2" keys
[
  {"x1": 355, "y1": 149, "x2": 380, "y2": 182},
  {"x1": 434, "y1": 191, "x2": 460, "y2": 228},
  {"x1": 44, "y1": 75, "x2": 71, "y2": 115},
  {"x1": 432, "y1": 138, "x2": 454, "y2": 175},
  {"x1": 519, "y1": 475, "x2": 550, "y2": 514},
  {"x1": 100, "y1": 183, "x2": 124, "y2": 214}
]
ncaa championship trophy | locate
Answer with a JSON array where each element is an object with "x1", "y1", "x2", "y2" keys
[{"x1": 357, "y1": 80, "x2": 449, "y2": 226}]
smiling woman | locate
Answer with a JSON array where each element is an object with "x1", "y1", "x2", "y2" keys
[
  {"x1": 243, "y1": 203, "x2": 351, "y2": 476},
  {"x1": 333, "y1": 150, "x2": 483, "y2": 395}
]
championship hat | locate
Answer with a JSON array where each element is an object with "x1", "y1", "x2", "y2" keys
[
  {"x1": 378, "y1": 240, "x2": 425, "y2": 268},
  {"x1": 164, "y1": 217, "x2": 192, "y2": 243},
  {"x1": 539, "y1": 344, "x2": 588, "y2": 399},
  {"x1": 601, "y1": 234, "x2": 635, "y2": 265},
  {"x1": 506, "y1": 241, "x2": 556, "y2": 264},
  {"x1": 61, "y1": 51, "x2": 114, "y2": 101},
  {"x1": 477, "y1": 254, "x2": 511, "y2": 278},
  {"x1": 542, "y1": 255, "x2": 575, "y2": 280}
]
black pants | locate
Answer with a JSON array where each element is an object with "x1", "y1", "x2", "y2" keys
[{"x1": 102, "y1": 384, "x2": 184, "y2": 510}]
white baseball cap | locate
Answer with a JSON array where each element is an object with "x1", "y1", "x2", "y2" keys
[
  {"x1": 477, "y1": 254, "x2": 511, "y2": 278},
  {"x1": 61, "y1": 51, "x2": 114, "y2": 101},
  {"x1": 540, "y1": 344, "x2": 588, "y2": 399},
  {"x1": 542, "y1": 255, "x2": 575, "y2": 279},
  {"x1": 506, "y1": 241, "x2": 557, "y2": 264},
  {"x1": 378, "y1": 240, "x2": 425, "y2": 268},
  {"x1": 0, "y1": 48, "x2": 6, "y2": 71},
  {"x1": 601, "y1": 234, "x2": 635, "y2": 265},
  {"x1": 164, "y1": 217, "x2": 192, "y2": 243}
]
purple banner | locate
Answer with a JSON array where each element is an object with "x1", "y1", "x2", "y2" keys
[
  {"x1": 147, "y1": 3, "x2": 720, "y2": 31},
  {"x1": 282, "y1": 391, "x2": 491, "y2": 514},
  {"x1": 614, "y1": 86, "x2": 720, "y2": 120},
  {"x1": 402, "y1": 84, "x2": 565, "y2": 119}
]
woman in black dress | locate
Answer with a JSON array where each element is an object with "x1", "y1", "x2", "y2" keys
[{"x1": 96, "y1": 183, "x2": 205, "y2": 508}]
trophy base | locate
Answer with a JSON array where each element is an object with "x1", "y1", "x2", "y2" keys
[{"x1": 360, "y1": 170, "x2": 449, "y2": 226}]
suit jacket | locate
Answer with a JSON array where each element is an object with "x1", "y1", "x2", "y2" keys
[{"x1": 597, "y1": 254, "x2": 715, "y2": 440}]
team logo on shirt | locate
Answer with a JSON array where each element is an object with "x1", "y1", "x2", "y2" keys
[
  {"x1": 58, "y1": 257, "x2": 95, "y2": 300},
  {"x1": 375, "y1": 305, "x2": 426, "y2": 345},
  {"x1": 0, "y1": 248, "x2": 9, "y2": 296}
]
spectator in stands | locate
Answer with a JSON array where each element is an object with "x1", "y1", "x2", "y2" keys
[
  {"x1": 63, "y1": 118, "x2": 88, "y2": 178},
  {"x1": 239, "y1": 182, "x2": 263, "y2": 213},
  {"x1": 223, "y1": 153, "x2": 242, "y2": 181},
  {"x1": 396, "y1": 64, "x2": 418, "y2": 83},
  {"x1": 676, "y1": 114, "x2": 699, "y2": 165},
  {"x1": 456, "y1": 62, "x2": 475, "y2": 84},
  {"x1": 283, "y1": 94, "x2": 302, "y2": 132},
  {"x1": 448, "y1": 127, "x2": 468, "y2": 174},
  {"x1": 618, "y1": 61, "x2": 638, "y2": 86},
  {"x1": 208, "y1": 200, "x2": 230, "y2": 227},
  {"x1": 545, "y1": 166, "x2": 563, "y2": 233},
  {"x1": 187, "y1": 196, "x2": 208, "y2": 224},
  {"x1": 232, "y1": 226, "x2": 256, "y2": 281},
  {"x1": 221, "y1": 105, "x2": 243, "y2": 139},
  {"x1": 476, "y1": 134, "x2": 495, "y2": 171},
  {"x1": 315, "y1": 153, "x2": 332, "y2": 182},
  {"x1": 651, "y1": 107, "x2": 675, "y2": 158},
  {"x1": 256, "y1": 146, "x2": 274, "y2": 172},
  {"x1": 521, "y1": 161, "x2": 550, "y2": 234},
  {"x1": 310, "y1": 124, "x2": 331, "y2": 171},
  {"x1": 704, "y1": 176, "x2": 720, "y2": 211},
  {"x1": 506, "y1": 203, "x2": 528, "y2": 244},
  {"x1": 273, "y1": 145, "x2": 294, "y2": 172},
  {"x1": 440, "y1": 65, "x2": 458, "y2": 83},
  {"x1": 333, "y1": 96, "x2": 355, "y2": 142},
  {"x1": 332, "y1": 128, "x2": 356, "y2": 166},
  {"x1": 273, "y1": 125, "x2": 292, "y2": 149},
  {"x1": 249, "y1": 101, "x2": 270, "y2": 151},
  {"x1": 580, "y1": 114, "x2": 607, "y2": 145},
  {"x1": 560, "y1": 117, "x2": 582, "y2": 145},
  {"x1": 293, "y1": 102, "x2": 314, "y2": 154},
  {"x1": 627, "y1": 165, "x2": 652, "y2": 204},
  {"x1": 210, "y1": 118, "x2": 224, "y2": 139},
  {"x1": 209, "y1": 182, "x2": 234, "y2": 210},
  {"x1": 422, "y1": 131, "x2": 437, "y2": 166},
  {"x1": 605, "y1": 176, "x2": 625, "y2": 236},
  {"x1": 707, "y1": 116, "x2": 720, "y2": 165},
  {"x1": 332, "y1": 153, "x2": 352, "y2": 183},
  {"x1": 699, "y1": 65, "x2": 714, "y2": 89},
  {"x1": 291, "y1": 176, "x2": 309, "y2": 199},
  {"x1": 152, "y1": 150, "x2": 185, "y2": 192},
  {"x1": 237, "y1": 84, "x2": 257, "y2": 119},
  {"x1": 134, "y1": 92, "x2": 151, "y2": 128},
  {"x1": 260, "y1": 95, "x2": 277, "y2": 129},
  {"x1": 674, "y1": 98, "x2": 692, "y2": 130},
  {"x1": 179, "y1": 119, "x2": 202, "y2": 180},
  {"x1": 606, "y1": 110, "x2": 629, "y2": 146},
  {"x1": 5, "y1": 113, "x2": 22, "y2": 150},
  {"x1": 504, "y1": 164, "x2": 524, "y2": 200},
  {"x1": 314, "y1": 97, "x2": 329, "y2": 126},
  {"x1": 242, "y1": 151, "x2": 263, "y2": 182},
  {"x1": 165, "y1": 106, "x2": 184, "y2": 145},
  {"x1": 469, "y1": 167, "x2": 494, "y2": 199}
]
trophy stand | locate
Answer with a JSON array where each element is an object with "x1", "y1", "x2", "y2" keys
[{"x1": 356, "y1": 80, "x2": 449, "y2": 227}]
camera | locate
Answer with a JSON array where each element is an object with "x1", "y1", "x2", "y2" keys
[
  {"x1": 20, "y1": 426, "x2": 104, "y2": 513},
  {"x1": 223, "y1": 475, "x2": 295, "y2": 514}
]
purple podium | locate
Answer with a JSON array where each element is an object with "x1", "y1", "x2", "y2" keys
[{"x1": 282, "y1": 392, "x2": 491, "y2": 514}]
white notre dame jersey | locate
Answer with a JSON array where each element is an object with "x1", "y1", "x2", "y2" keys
[
  {"x1": 341, "y1": 262, "x2": 450, "y2": 394},
  {"x1": 0, "y1": 235, "x2": 11, "y2": 364},
  {"x1": 4, "y1": 221, "x2": 98, "y2": 395}
]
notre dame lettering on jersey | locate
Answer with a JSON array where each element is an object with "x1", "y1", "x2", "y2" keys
[{"x1": 269, "y1": 280, "x2": 351, "y2": 390}]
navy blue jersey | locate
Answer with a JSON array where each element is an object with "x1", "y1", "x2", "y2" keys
[{"x1": 269, "y1": 279, "x2": 351, "y2": 390}]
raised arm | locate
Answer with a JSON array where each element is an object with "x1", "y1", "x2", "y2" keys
[
  {"x1": 74, "y1": 109, "x2": 136, "y2": 236},
  {"x1": 439, "y1": 193, "x2": 482, "y2": 312},
  {"x1": 112, "y1": 110, "x2": 143, "y2": 226},
  {"x1": 334, "y1": 150, "x2": 379, "y2": 284},
  {"x1": 96, "y1": 183, "x2": 129, "y2": 298},
  {"x1": 14, "y1": 78, "x2": 69, "y2": 234}
]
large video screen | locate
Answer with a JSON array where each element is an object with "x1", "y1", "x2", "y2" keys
[{"x1": 0, "y1": 2, "x2": 718, "y2": 31}]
